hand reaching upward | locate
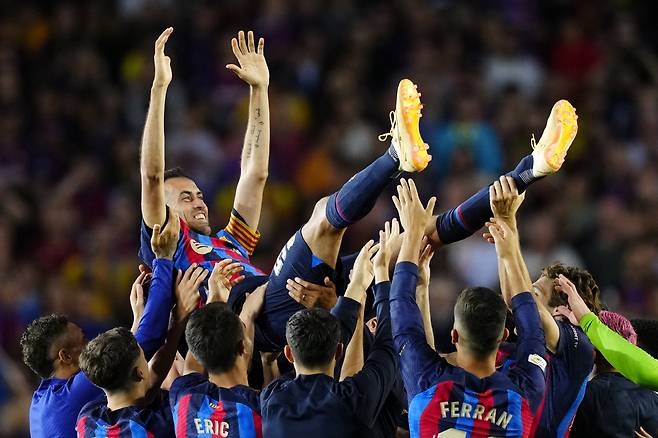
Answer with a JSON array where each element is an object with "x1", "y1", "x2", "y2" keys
[
  {"x1": 226, "y1": 30, "x2": 269, "y2": 88},
  {"x1": 153, "y1": 27, "x2": 173, "y2": 88}
]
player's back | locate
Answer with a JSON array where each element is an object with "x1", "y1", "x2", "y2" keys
[
  {"x1": 570, "y1": 372, "x2": 658, "y2": 438},
  {"x1": 408, "y1": 364, "x2": 534, "y2": 438},
  {"x1": 169, "y1": 373, "x2": 262, "y2": 438},
  {"x1": 76, "y1": 390, "x2": 173, "y2": 438},
  {"x1": 260, "y1": 373, "x2": 361, "y2": 438}
]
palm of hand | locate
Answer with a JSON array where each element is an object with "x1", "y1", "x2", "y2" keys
[{"x1": 238, "y1": 53, "x2": 269, "y2": 87}]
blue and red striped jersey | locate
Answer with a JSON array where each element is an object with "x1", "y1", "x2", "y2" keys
[
  {"x1": 76, "y1": 390, "x2": 173, "y2": 438},
  {"x1": 170, "y1": 373, "x2": 262, "y2": 438},
  {"x1": 139, "y1": 211, "x2": 267, "y2": 300},
  {"x1": 496, "y1": 320, "x2": 594, "y2": 438},
  {"x1": 390, "y1": 263, "x2": 547, "y2": 438}
]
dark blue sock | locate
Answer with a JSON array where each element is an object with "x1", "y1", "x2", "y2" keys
[
  {"x1": 436, "y1": 154, "x2": 542, "y2": 244},
  {"x1": 326, "y1": 151, "x2": 399, "y2": 228}
]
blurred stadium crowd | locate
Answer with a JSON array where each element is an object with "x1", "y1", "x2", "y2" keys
[{"x1": 1, "y1": 0, "x2": 658, "y2": 435}]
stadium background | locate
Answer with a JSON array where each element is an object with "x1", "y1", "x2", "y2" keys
[{"x1": 1, "y1": 0, "x2": 658, "y2": 435}]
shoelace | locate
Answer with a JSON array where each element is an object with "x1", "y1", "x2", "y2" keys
[
  {"x1": 530, "y1": 133, "x2": 537, "y2": 150},
  {"x1": 378, "y1": 111, "x2": 397, "y2": 142}
]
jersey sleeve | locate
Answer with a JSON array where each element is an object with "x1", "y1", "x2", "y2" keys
[
  {"x1": 505, "y1": 292, "x2": 547, "y2": 413},
  {"x1": 338, "y1": 280, "x2": 397, "y2": 428},
  {"x1": 389, "y1": 262, "x2": 445, "y2": 402},
  {"x1": 134, "y1": 258, "x2": 175, "y2": 360},
  {"x1": 580, "y1": 312, "x2": 658, "y2": 391},
  {"x1": 139, "y1": 220, "x2": 157, "y2": 268},
  {"x1": 221, "y1": 209, "x2": 261, "y2": 256},
  {"x1": 331, "y1": 296, "x2": 361, "y2": 348}
]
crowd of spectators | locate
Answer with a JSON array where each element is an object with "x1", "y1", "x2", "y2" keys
[{"x1": 1, "y1": 0, "x2": 657, "y2": 435}]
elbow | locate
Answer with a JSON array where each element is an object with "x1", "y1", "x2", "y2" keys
[
  {"x1": 244, "y1": 170, "x2": 268, "y2": 185},
  {"x1": 141, "y1": 172, "x2": 164, "y2": 186}
]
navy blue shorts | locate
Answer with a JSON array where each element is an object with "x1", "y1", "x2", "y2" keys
[{"x1": 255, "y1": 230, "x2": 336, "y2": 350}]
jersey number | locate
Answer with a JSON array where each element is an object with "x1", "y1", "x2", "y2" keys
[{"x1": 273, "y1": 235, "x2": 295, "y2": 276}]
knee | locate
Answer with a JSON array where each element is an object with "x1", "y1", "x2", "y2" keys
[{"x1": 308, "y1": 196, "x2": 340, "y2": 234}]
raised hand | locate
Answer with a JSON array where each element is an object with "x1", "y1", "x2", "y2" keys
[
  {"x1": 418, "y1": 237, "x2": 435, "y2": 287},
  {"x1": 150, "y1": 210, "x2": 180, "y2": 260},
  {"x1": 351, "y1": 240, "x2": 378, "y2": 291},
  {"x1": 392, "y1": 178, "x2": 436, "y2": 237},
  {"x1": 153, "y1": 27, "x2": 173, "y2": 88},
  {"x1": 174, "y1": 264, "x2": 208, "y2": 320},
  {"x1": 130, "y1": 269, "x2": 151, "y2": 333},
  {"x1": 207, "y1": 259, "x2": 244, "y2": 304},
  {"x1": 373, "y1": 219, "x2": 401, "y2": 283},
  {"x1": 490, "y1": 175, "x2": 525, "y2": 222},
  {"x1": 555, "y1": 274, "x2": 590, "y2": 323},
  {"x1": 287, "y1": 277, "x2": 337, "y2": 310},
  {"x1": 485, "y1": 217, "x2": 517, "y2": 259},
  {"x1": 226, "y1": 30, "x2": 269, "y2": 88}
]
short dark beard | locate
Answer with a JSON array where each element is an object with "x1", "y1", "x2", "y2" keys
[{"x1": 548, "y1": 289, "x2": 568, "y2": 309}]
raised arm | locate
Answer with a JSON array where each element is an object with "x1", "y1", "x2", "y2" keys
[
  {"x1": 389, "y1": 179, "x2": 442, "y2": 400},
  {"x1": 488, "y1": 206, "x2": 547, "y2": 412},
  {"x1": 416, "y1": 239, "x2": 436, "y2": 350},
  {"x1": 489, "y1": 175, "x2": 560, "y2": 352},
  {"x1": 148, "y1": 264, "x2": 206, "y2": 391},
  {"x1": 557, "y1": 275, "x2": 658, "y2": 391},
  {"x1": 227, "y1": 30, "x2": 270, "y2": 230},
  {"x1": 134, "y1": 215, "x2": 180, "y2": 359},
  {"x1": 182, "y1": 260, "x2": 243, "y2": 375},
  {"x1": 342, "y1": 226, "x2": 398, "y2": 428},
  {"x1": 141, "y1": 28, "x2": 173, "y2": 228}
]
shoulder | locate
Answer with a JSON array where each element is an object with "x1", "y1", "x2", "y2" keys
[
  {"x1": 555, "y1": 320, "x2": 594, "y2": 356},
  {"x1": 228, "y1": 385, "x2": 261, "y2": 411},
  {"x1": 77, "y1": 397, "x2": 108, "y2": 421},
  {"x1": 170, "y1": 373, "x2": 209, "y2": 399}
]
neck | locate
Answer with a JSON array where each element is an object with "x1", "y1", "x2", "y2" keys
[
  {"x1": 51, "y1": 365, "x2": 80, "y2": 380},
  {"x1": 209, "y1": 365, "x2": 248, "y2": 389},
  {"x1": 455, "y1": 349, "x2": 496, "y2": 379},
  {"x1": 106, "y1": 387, "x2": 144, "y2": 411},
  {"x1": 294, "y1": 363, "x2": 334, "y2": 378}
]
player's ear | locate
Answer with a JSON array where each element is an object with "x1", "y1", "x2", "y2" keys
[
  {"x1": 501, "y1": 327, "x2": 510, "y2": 343},
  {"x1": 450, "y1": 328, "x2": 458, "y2": 345},
  {"x1": 132, "y1": 366, "x2": 144, "y2": 383},
  {"x1": 335, "y1": 343, "x2": 344, "y2": 362},
  {"x1": 237, "y1": 339, "x2": 246, "y2": 356},
  {"x1": 283, "y1": 345, "x2": 295, "y2": 364},
  {"x1": 58, "y1": 349, "x2": 73, "y2": 365}
]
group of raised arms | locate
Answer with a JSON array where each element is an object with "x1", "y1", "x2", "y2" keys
[{"x1": 20, "y1": 27, "x2": 658, "y2": 438}]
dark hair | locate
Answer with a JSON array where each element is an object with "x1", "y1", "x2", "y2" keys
[
  {"x1": 20, "y1": 314, "x2": 70, "y2": 378},
  {"x1": 454, "y1": 287, "x2": 507, "y2": 359},
  {"x1": 541, "y1": 263, "x2": 603, "y2": 313},
  {"x1": 79, "y1": 327, "x2": 141, "y2": 391},
  {"x1": 631, "y1": 318, "x2": 658, "y2": 359},
  {"x1": 286, "y1": 308, "x2": 340, "y2": 368},
  {"x1": 186, "y1": 302, "x2": 244, "y2": 374},
  {"x1": 163, "y1": 167, "x2": 191, "y2": 181}
]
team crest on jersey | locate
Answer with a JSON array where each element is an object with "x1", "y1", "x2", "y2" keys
[{"x1": 190, "y1": 239, "x2": 213, "y2": 255}]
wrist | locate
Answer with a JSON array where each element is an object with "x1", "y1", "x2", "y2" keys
[
  {"x1": 250, "y1": 83, "x2": 269, "y2": 92},
  {"x1": 344, "y1": 284, "x2": 364, "y2": 303},
  {"x1": 374, "y1": 266, "x2": 390, "y2": 283}
]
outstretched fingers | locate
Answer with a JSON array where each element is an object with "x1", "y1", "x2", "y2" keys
[
  {"x1": 155, "y1": 27, "x2": 173, "y2": 52},
  {"x1": 247, "y1": 30, "x2": 256, "y2": 52}
]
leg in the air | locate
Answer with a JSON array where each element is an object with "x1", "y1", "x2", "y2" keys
[
  {"x1": 428, "y1": 99, "x2": 578, "y2": 246},
  {"x1": 259, "y1": 79, "x2": 431, "y2": 350}
]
